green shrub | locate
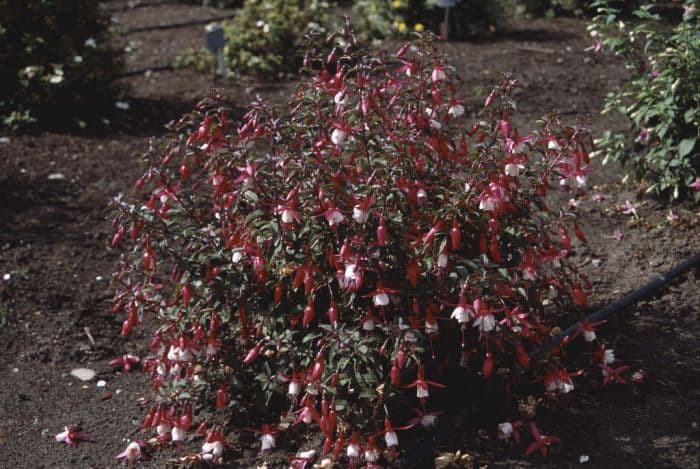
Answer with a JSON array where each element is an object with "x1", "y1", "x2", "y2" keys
[
  {"x1": 0, "y1": 0, "x2": 123, "y2": 128},
  {"x1": 177, "y1": 0, "x2": 330, "y2": 80},
  {"x1": 591, "y1": 0, "x2": 699, "y2": 199},
  {"x1": 353, "y1": 0, "x2": 431, "y2": 39},
  {"x1": 353, "y1": 0, "x2": 511, "y2": 40},
  {"x1": 439, "y1": 0, "x2": 512, "y2": 38},
  {"x1": 176, "y1": 0, "x2": 330, "y2": 80},
  {"x1": 112, "y1": 25, "x2": 606, "y2": 463},
  {"x1": 224, "y1": 0, "x2": 330, "y2": 80}
]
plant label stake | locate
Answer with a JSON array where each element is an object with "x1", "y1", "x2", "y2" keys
[
  {"x1": 205, "y1": 23, "x2": 226, "y2": 80},
  {"x1": 438, "y1": 0, "x2": 456, "y2": 39}
]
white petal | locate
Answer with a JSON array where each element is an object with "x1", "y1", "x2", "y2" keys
[
  {"x1": 385, "y1": 431, "x2": 399, "y2": 447},
  {"x1": 331, "y1": 129, "x2": 347, "y2": 145},
  {"x1": 374, "y1": 292, "x2": 390, "y2": 306},
  {"x1": 498, "y1": 422, "x2": 513, "y2": 438},
  {"x1": 347, "y1": 443, "x2": 360, "y2": 458},
  {"x1": 261, "y1": 433, "x2": 276, "y2": 450}
]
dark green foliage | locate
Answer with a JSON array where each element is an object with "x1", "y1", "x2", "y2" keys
[{"x1": 0, "y1": 0, "x2": 123, "y2": 127}]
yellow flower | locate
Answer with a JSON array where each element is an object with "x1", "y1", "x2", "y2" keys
[
  {"x1": 414, "y1": 22, "x2": 424, "y2": 32},
  {"x1": 391, "y1": 0, "x2": 403, "y2": 8},
  {"x1": 397, "y1": 22, "x2": 407, "y2": 33}
]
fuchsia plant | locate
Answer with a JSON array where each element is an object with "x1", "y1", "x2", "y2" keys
[{"x1": 111, "y1": 24, "x2": 619, "y2": 464}]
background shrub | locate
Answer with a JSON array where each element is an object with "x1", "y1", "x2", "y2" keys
[
  {"x1": 352, "y1": 0, "x2": 432, "y2": 39},
  {"x1": 113, "y1": 24, "x2": 608, "y2": 463},
  {"x1": 176, "y1": 0, "x2": 330, "y2": 80},
  {"x1": 353, "y1": 0, "x2": 512, "y2": 40},
  {"x1": 0, "y1": 0, "x2": 123, "y2": 128},
  {"x1": 591, "y1": 0, "x2": 699, "y2": 199}
]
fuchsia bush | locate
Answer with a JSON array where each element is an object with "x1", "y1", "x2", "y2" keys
[{"x1": 111, "y1": 25, "x2": 608, "y2": 464}]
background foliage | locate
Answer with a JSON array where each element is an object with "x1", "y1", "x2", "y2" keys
[
  {"x1": 0, "y1": 0, "x2": 123, "y2": 128},
  {"x1": 591, "y1": 0, "x2": 699, "y2": 199}
]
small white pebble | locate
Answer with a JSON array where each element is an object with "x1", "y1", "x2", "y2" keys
[
  {"x1": 95, "y1": 276, "x2": 103, "y2": 281},
  {"x1": 70, "y1": 368, "x2": 96, "y2": 381},
  {"x1": 48, "y1": 173, "x2": 66, "y2": 181},
  {"x1": 12, "y1": 368, "x2": 19, "y2": 373},
  {"x1": 2, "y1": 273, "x2": 10, "y2": 281},
  {"x1": 96, "y1": 380, "x2": 107, "y2": 388},
  {"x1": 116, "y1": 389, "x2": 122, "y2": 394},
  {"x1": 115, "y1": 101, "x2": 130, "y2": 111},
  {"x1": 0, "y1": 137, "x2": 10, "y2": 144},
  {"x1": 579, "y1": 455, "x2": 590, "y2": 463}
]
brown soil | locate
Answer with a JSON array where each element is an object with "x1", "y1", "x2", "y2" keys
[{"x1": 0, "y1": 2, "x2": 698, "y2": 468}]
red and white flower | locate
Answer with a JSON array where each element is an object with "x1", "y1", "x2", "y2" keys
[{"x1": 117, "y1": 441, "x2": 146, "y2": 463}]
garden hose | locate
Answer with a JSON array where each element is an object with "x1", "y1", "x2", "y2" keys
[{"x1": 391, "y1": 251, "x2": 700, "y2": 468}]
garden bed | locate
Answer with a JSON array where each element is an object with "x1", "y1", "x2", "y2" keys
[{"x1": 0, "y1": 2, "x2": 697, "y2": 467}]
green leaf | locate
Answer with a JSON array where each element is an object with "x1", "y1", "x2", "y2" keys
[
  {"x1": 684, "y1": 108, "x2": 696, "y2": 124},
  {"x1": 678, "y1": 138, "x2": 696, "y2": 158}
]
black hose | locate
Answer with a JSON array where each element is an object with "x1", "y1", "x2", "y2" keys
[
  {"x1": 121, "y1": 14, "x2": 236, "y2": 34},
  {"x1": 104, "y1": 0, "x2": 181, "y2": 12},
  {"x1": 391, "y1": 251, "x2": 700, "y2": 468},
  {"x1": 538, "y1": 250, "x2": 700, "y2": 358},
  {"x1": 117, "y1": 64, "x2": 174, "y2": 77}
]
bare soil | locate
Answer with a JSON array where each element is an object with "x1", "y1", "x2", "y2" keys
[{"x1": 0, "y1": 2, "x2": 698, "y2": 468}]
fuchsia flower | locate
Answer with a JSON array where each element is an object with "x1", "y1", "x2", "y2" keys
[
  {"x1": 635, "y1": 128, "x2": 652, "y2": 145},
  {"x1": 294, "y1": 396, "x2": 322, "y2": 427},
  {"x1": 346, "y1": 433, "x2": 361, "y2": 463},
  {"x1": 167, "y1": 340, "x2": 195, "y2": 363},
  {"x1": 234, "y1": 160, "x2": 258, "y2": 184},
  {"x1": 447, "y1": 99, "x2": 465, "y2": 118},
  {"x1": 109, "y1": 354, "x2": 140, "y2": 372},
  {"x1": 477, "y1": 182, "x2": 508, "y2": 212},
  {"x1": 397, "y1": 59, "x2": 417, "y2": 77},
  {"x1": 601, "y1": 364, "x2": 630, "y2": 385},
  {"x1": 280, "y1": 370, "x2": 307, "y2": 397},
  {"x1": 364, "y1": 281, "x2": 399, "y2": 307},
  {"x1": 330, "y1": 122, "x2": 350, "y2": 145},
  {"x1": 360, "y1": 309, "x2": 379, "y2": 331},
  {"x1": 618, "y1": 200, "x2": 639, "y2": 217},
  {"x1": 603, "y1": 349, "x2": 616, "y2": 365},
  {"x1": 450, "y1": 295, "x2": 475, "y2": 324},
  {"x1": 55, "y1": 425, "x2": 90, "y2": 446},
  {"x1": 689, "y1": 178, "x2": 700, "y2": 191},
  {"x1": 498, "y1": 420, "x2": 523, "y2": 443},
  {"x1": 431, "y1": 63, "x2": 446, "y2": 82},
  {"x1": 375, "y1": 416, "x2": 413, "y2": 449},
  {"x1": 201, "y1": 430, "x2": 225, "y2": 462},
  {"x1": 323, "y1": 204, "x2": 345, "y2": 227},
  {"x1": 290, "y1": 449, "x2": 317, "y2": 469},
  {"x1": 584, "y1": 40, "x2": 603, "y2": 53},
  {"x1": 171, "y1": 420, "x2": 186, "y2": 443},
  {"x1": 116, "y1": 440, "x2": 147, "y2": 464},
  {"x1": 407, "y1": 407, "x2": 443, "y2": 428},
  {"x1": 569, "y1": 319, "x2": 606, "y2": 343},
  {"x1": 543, "y1": 368, "x2": 582, "y2": 394},
  {"x1": 504, "y1": 155, "x2": 526, "y2": 177},
  {"x1": 248, "y1": 423, "x2": 278, "y2": 451},
  {"x1": 472, "y1": 300, "x2": 501, "y2": 333},
  {"x1": 352, "y1": 202, "x2": 370, "y2": 224},
  {"x1": 525, "y1": 422, "x2": 560, "y2": 458},
  {"x1": 631, "y1": 369, "x2": 646, "y2": 384},
  {"x1": 276, "y1": 204, "x2": 300, "y2": 225},
  {"x1": 364, "y1": 435, "x2": 381, "y2": 463},
  {"x1": 338, "y1": 261, "x2": 363, "y2": 291},
  {"x1": 404, "y1": 365, "x2": 446, "y2": 399}
]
